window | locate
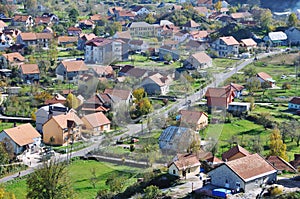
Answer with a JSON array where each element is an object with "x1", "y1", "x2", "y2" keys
[
  {"x1": 188, "y1": 168, "x2": 191, "y2": 173},
  {"x1": 173, "y1": 170, "x2": 176, "y2": 174}
]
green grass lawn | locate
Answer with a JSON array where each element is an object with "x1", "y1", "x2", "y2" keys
[{"x1": 5, "y1": 160, "x2": 141, "y2": 199}]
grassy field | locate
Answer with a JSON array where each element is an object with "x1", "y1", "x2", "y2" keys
[{"x1": 5, "y1": 160, "x2": 141, "y2": 199}]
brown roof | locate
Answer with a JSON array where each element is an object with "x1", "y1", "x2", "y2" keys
[
  {"x1": 183, "y1": 20, "x2": 200, "y2": 28},
  {"x1": 13, "y1": 15, "x2": 31, "y2": 22},
  {"x1": 90, "y1": 14, "x2": 103, "y2": 21},
  {"x1": 93, "y1": 65, "x2": 114, "y2": 75},
  {"x1": 289, "y1": 97, "x2": 300, "y2": 105},
  {"x1": 80, "y1": 33, "x2": 96, "y2": 41},
  {"x1": 257, "y1": 72, "x2": 272, "y2": 81},
  {"x1": 20, "y1": 64, "x2": 40, "y2": 74},
  {"x1": 172, "y1": 153, "x2": 201, "y2": 170},
  {"x1": 2, "y1": 52, "x2": 25, "y2": 63},
  {"x1": 230, "y1": 12, "x2": 252, "y2": 19},
  {"x1": 36, "y1": 33, "x2": 53, "y2": 39},
  {"x1": 85, "y1": 37, "x2": 113, "y2": 47},
  {"x1": 179, "y1": 110, "x2": 208, "y2": 125},
  {"x1": 197, "y1": 0, "x2": 212, "y2": 4},
  {"x1": 82, "y1": 112, "x2": 110, "y2": 128},
  {"x1": 191, "y1": 52, "x2": 212, "y2": 64},
  {"x1": 108, "y1": 7, "x2": 123, "y2": 15},
  {"x1": 147, "y1": 73, "x2": 172, "y2": 87},
  {"x1": 207, "y1": 156, "x2": 223, "y2": 164},
  {"x1": 205, "y1": 87, "x2": 235, "y2": 98},
  {"x1": 194, "y1": 6, "x2": 209, "y2": 14},
  {"x1": 266, "y1": 156, "x2": 297, "y2": 173},
  {"x1": 190, "y1": 30, "x2": 209, "y2": 39},
  {"x1": 68, "y1": 26, "x2": 82, "y2": 31},
  {"x1": 79, "y1": 19, "x2": 94, "y2": 26},
  {"x1": 129, "y1": 39, "x2": 144, "y2": 46},
  {"x1": 220, "y1": 36, "x2": 239, "y2": 46},
  {"x1": 114, "y1": 31, "x2": 131, "y2": 40},
  {"x1": 61, "y1": 60, "x2": 88, "y2": 72},
  {"x1": 240, "y1": 38, "x2": 257, "y2": 47},
  {"x1": 104, "y1": 88, "x2": 131, "y2": 101},
  {"x1": 20, "y1": 32, "x2": 36, "y2": 40},
  {"x1": 117, "y1": 10, "x2": 136, "y2": 17},
  {"x1": 50, "y1": 112, "x2": 83, "y2": 129},
  {"x1": 222, "y1": 145, "x2": 251, "y2": 161},
  {"x1": 225, "y1": 153, "x2": 277, "y2": 182},
  {"x1": 58, "y1": 36, "x2": 78, "y2": 44},
  {"x1": 223, "y1": 83, "x2": 244, "y2": 92},
  {"x1": 3, "y1": 123, "x2": 40, "y2": 146},
  {"x1": 125, "y1": 67, "x2": 147, "y2": 78},
  {"x1": 35, "y1": 16, "x2": 51, "y2": 24}
]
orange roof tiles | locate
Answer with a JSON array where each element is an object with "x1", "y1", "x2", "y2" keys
[
  {"x1": 3, "y1": 123, "x2": 40, "y2": 146},
  {"x1": 82, "y1": 112, "x2": 110, "y2": 128},
  {"x1": 222, "y1": 145, "x2": 251, "y2": 161},
  {"x1": 173, "y1": 153, "x2": 201, "y2": 170},
  {"x1": 20, "y1": 64, "x2": 40, "y2": 74},
  {"x1": 220, "y1": 36, "x2": 239, "y2": 46},
  {"x1": 61, "y1": 60, "x2": 88, "y2": 72}
]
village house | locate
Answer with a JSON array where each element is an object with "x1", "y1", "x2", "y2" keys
[
  {"x1": 67, "y1": 26, "x2": 82, "y2": 36},
  {"x1": 16, "y1": 32, "x2": 53, "y2": 48},
  {"x1": 288, "y1": 97, "x2": 300, "y2": 110},
  {"x1": 168, "y1": 153, "x2": 201, "y2": 178},
  {"x1": 81, "y1": 93, "x2": 112, "y2": 114},
  {"x1": 78, "y1": 19, "x2": 95, "y2": 30},
  {"x1": 240, "y1": 38, "x2": 257, "y2": 52},
  {"x1": 19, "y1": 63, "x2": 40, "y2": 83},
  {"x1": 131, "y1": 5, "x2": 150, "y2": 16},
  {"x1": 77, "y1": 33, "x2": 96, "y2": 50},
  {"x1": 84, "y1": 37, "x2": 129, "y2": 65},
  {"x1": 0, "y1": 32, "x2": 14, "y2": 50},
  {"x1": 208, "y1": 154, "x2": 277, "y2": 192},
  {"x1": 45, "y1": 93, "x2": 66, "y2": 105},
  {"x1": 11, "y1": 14, "x2": 34, "y2": 27},
  {"x1": 205, "y1": 87, "x2": 235, "y2": 109},
  {"x1": 56, "y1": 60, "x2": 89, "y2": 82},
  {"x1": 91, "y1": 65, "x2": 114, "y2": 78},
  {"x1": 104, "y1": 88, "x2": 133, "y2": 104},
  {"x1": 115, "y1": 10, "x2": 136, "y2": 21},
  {"x1": 223, "y1": 83, "x2": 244, "y2": 98},
  {"x1": 0, "y1": 52, "x2": 25, "y2": 68},
  {"x1": 119, "y1": 65, "x2": 148, "y2": 79},
  {"x1": 178, "y1": 110, "x2": 208, "y2": 130},
  {"x1": 35, "y1": 103, "x2": 68, "y2": 133},
  {"x1": 34, "y1": 16, "x2": 52, "y2": 26},
  {"x1": 196, "y1": 0, "x2": 213, "y2": 7},
  {"x1": 57, "y1": 36, "x2": 78, "y2": 47},
  {"x1": 213, "y1": 36, "x2": 239, "y2": 57},
  {"x1": 194, "y1": 7, "x2": 209, "y2": 17},
  {"x1": 230, "y1": 12, "x2": 253, "y2": 23},
  {"x1": 141, "y1": 73, "x2": 172, "y2": 95},
  {"x1": 126, "y1": 22, "x2": 157, "y2": 38},
  {"x1": 112, "y1": 31, "x2": 132, "y2": 42},
  {"x1": 185, "y1": 40, "x2": 206, "y2": 51},
  {"x1": 41, "y1": 12, "x2": 59, "y2": 24},
  {"x1": 128, "y1": 40, "x2": 149, "y2": 52},
  {"x1": 182, "y1": 20, "x2": 201, "y2": 31},
  {"x1": 227, "y1": 102, "x2": 251, "y2": 115},
  {"x1": 159, "y1": 126, "x2": 199, "y2": 153},
  {"x1": 285, "y1": 27, "x2": 300, "y2": 45},
  {"x1": 256, "y1": 72, "x2": 276, "y2": 88},
  {"x1": 81, "y1": 112, "x2": 111, "y2": 135},
  {"x1": 174, "y1": 31, "x2": 189, "y2": 43},
  {"x1": 107, "y1": 7, "x2": 123, "y2": 17},
  {"x1": 266, "y1": 156, "x2": 297, "y2": 173},
  {"x1": 189, "y1": 30, "x2": 209, "y2": 42},
  {"x1": 43, "y1": 112, "x2": 83, "y2": 146},
  {"x1": 89, "y1": 14, "x2": 105, "y2": 25},
  {"x1": 263, "y1": 31, "x2": 287, "y2": 46},
  {"x1": 184, "y1": 51, "x2": 212, "y2": 70},
  {"x1": 222, "y1": 145, "x2": 251, "y2": 162},
  {"x1": 0, "y1": 123, "x2": 41, "y2": 155},
  {"x1": 159, "y1": 45, "x2": 180, "y2": 61}
]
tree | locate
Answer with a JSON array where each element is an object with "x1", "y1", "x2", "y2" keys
[
  {"x1": 27, "y1": 160, "x2": 75, "y2": 199},
  {"x1": 288, "y1": 13, "x2": 298, "y2": 27},
  {"x1": 261, "y1": 81, "x2": 270, "y2": 96},
  {"x1": 269, "y1": 128, "x2": 288, "y2": 161},
  {"x1": 244, "y1": 96, "x2": 255, "y2": 110},
  {"x1": 0, "y1": 143, "x2": 9, "y2": 165},
  {"x1": 143, "y1": 185, "x2": 163, "y2": 199},
  {"x1": 69, "y1": 8, "x2": 79, "y2": 23},
  {"x1": 0, "y1": 186, "x2": 15, "y2": 199},
  {"x1": 138, "y1": 98, "x2": 153, "y2": 115},
  {"x1": 133, "y1": 88, "x2": 145, "y2": 102},
  {"x1": 214, "y1": 1, "x2": 222, "y2": 12},
  {"x1": 105, "y1": 173, "x2": 126, "y2": 193},
  {"x1": 65, "y1": 93, "x2": 80, "y2": 109},
  {"x1": 244, "y1": 67, "x2": 257, "y2": 78},
  {"x1": 246, "y1": 77, "x2": 261, "y2": 93},
  {"x1": 31, "y1": 108, "x2": 37, "y2": 121},
  {"x1": 145, "y1": 14, "x2": 156, "y2": 24},
  {"x1": 24, "y1": 0, "x2": 37, "y2": 11},
  {"x1": 259, "y1": 9, "x2": 273, "y2": 31},
  {"x1": 282, "y1": 82, "x2": 291, "y2": 90},
  {"x1": 163, "y1": 53, "x2": 172, "y2": 62},
  {"x1": 279, "y1": 122, "x2": 292, "y2": 143},
  {"x1": 89, "y1": 168, "x2": 99, "y2": 189}
]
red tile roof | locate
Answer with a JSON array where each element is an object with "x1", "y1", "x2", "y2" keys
[
  {"x1": 82, "y1": 112, "x2": 110, "y2": 128},
  {"x1": 223, "y1": 83, "x2": 244, "y2": 92},
  {"x1": 20, "y1": 64, "x2": 40, "y2": 74},
  {"x1": 225, "y1": 153, "x2": 277, "y2": 182},
  {"x1": 67, "y1": 26, "x2": 82, "y2": 31},
  {"x1": 266, "y1": 156, "x2": 297, "y2": 173},
  {"x1": 183, "y1": 20, "x2": 200, "y2": 28},
  {"x1": 197, "y1": 0, "x2": 212, "y2": 5},
  {"x1": 2, "y1": 52, "x2": 25, "y2": 63},
  {"x1": 61, "y1": 60, "x2": 88, "y2": 72},
  {"x1": 58, "y1": 36, "x2": 78, "y2": 44},
  {"x1": 205, "y1": 87, "x2": 234, "y2": 98},
  {"x1": 191, "y1": 51, "x2": 212, "y2": 64},
  {"x1": 85, "y1": 37, "x2": 113, "y2": 47},
  {"x1": 13, "y1": 15, "x2": 31, "y2": 22},
  {"x1": 3, "y1": 123, "x2": 40, "y2": 146},
  {"x1": 50, "y1": 112, "x2": 83, "y2": 129},
  {"x1": 104, "y1": 88, "x2": 131, "y2": 101},
  {"x1": 240, "y1": 38, "x2": 257, "y2": 47},
  {"x1": 257, "y1": 72, "x2": 272, "y2": 81},
  {"x1": 220, "y1": 36, "x2": 239, "y2": 46},
  {"x1": 222, "y1": 145, "x2": 251, "y2": 161},
  {"x1": 179, "y1": 110, "x2": 208, "y2": 126},
  {"x1": 172, "y1": 153, "x2": 201, "y2": 170}
]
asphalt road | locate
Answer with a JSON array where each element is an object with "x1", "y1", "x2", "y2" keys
[{"x1": 0, "y1": 50, "x2": 283, "y2": 183}]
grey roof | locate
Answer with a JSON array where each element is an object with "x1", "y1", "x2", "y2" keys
[
  {"x1": 159, "y1": 126, "x2": 189, "y2": 142},
  {"x1": 127, "y1": 22, "x2": 152, "y2": 28},
  {"x1": 268, "y1": 31, "x2": 287, "y2": 41}
]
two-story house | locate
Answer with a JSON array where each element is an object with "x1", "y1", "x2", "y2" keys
[
  {"x1": 19, "y1": 63, "x2": 40, "y2": 83},
  {"x1": 81, "y1": 112, "x2": 111, "y2": 135},
  {"x1": 178, "y1": 110, "x2": 208, "y2": 130},
  {"x1": 126, "y1": 22, "x2": 157, "y2": 38},
  {"x1": 205, "y1": 87, "x2": 235, "y2": 109},
  {"x1": 141, "y1": 73, "x2": 172, "y2": 95},
  {"x1": 131, "y1": 6, "x2": 150, "y2": 16},
  {"x1": 11, "y1": 14, "x2": 34, "y2": 27},
  {"x1": 43, "y1": 112, "x2": 83, "y2": 146},
  {"x1": 184, "y1": 51, "x2": 212, "y2": 70},
  {"x1": 213, "y1": 36, "x2": 239, "y2": 57},
  {"x1": 56, "y1": 60, "x2": 88, "y2": 82},
  {"x1": 0, "y1": 52, "x2": 25, "y2": 68},
  {"x1": 84, "y1": 37, "x2": 128, "y2": 65},
  {"x1": 16, "y1": 32, "x2": 53, "y2": 48},
  {"x1": 77, "y1": 33, "x2": 96, "y2": 50}
]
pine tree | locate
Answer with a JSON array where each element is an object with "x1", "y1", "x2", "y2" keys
[{"x1": 269, "y1": 128, "x2": 288, "y2": 161}]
